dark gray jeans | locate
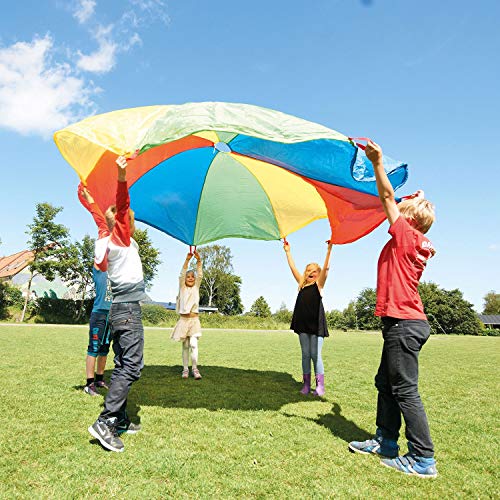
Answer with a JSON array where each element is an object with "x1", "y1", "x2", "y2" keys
[
  {"x1": 99, "y1": 302, "x2": 144, "y2": 424},
  {"x1": 375, "y1": 317, "x2": 434, "y2": 458}
]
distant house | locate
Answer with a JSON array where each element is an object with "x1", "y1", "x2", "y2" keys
[
  {"x1": 0, "y1": 249, "x2": 76, "y2": 299},
  {"x1": 478, "y1": 315, "x2": 500, "y2": 330},
  {"x1": 151, "y1": 301, "x2": 218, "y2": 314},
  {"x1": 0, "y1": 250, "x2": 35, "y2": 282}
]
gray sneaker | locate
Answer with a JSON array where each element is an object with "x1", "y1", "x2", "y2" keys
[
  {"x1": 88, "y1": 417, "x2": 124, "y2": 452},
  {"x1": 117, "y1": 421, "x2": 142, "y2": 435},
  {"x1": 84, "y1": 383, "x2": 99, "y2": 397}
]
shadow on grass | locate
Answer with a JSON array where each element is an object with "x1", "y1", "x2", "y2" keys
[
  {"x1": 102, "y1": 364, "x2": 309, "y2": 420},
  {"x1": 283, "y1": 403, "x2": 373, "y2": 444}
]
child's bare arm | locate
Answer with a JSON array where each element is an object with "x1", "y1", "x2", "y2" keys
[
  {"x1": 284, "y1": 242, "x2": 302, "y2": 284},
  {"x1": 365, "y1": 140, "x2": 400, "y2": 225},
  {"x1": 183, "y1": 252, "x2": 193, "y2": 269},
  {"x1": 194, "y1": 251, "x2": 203, "y2": 283},
  {"x1": 318, "y1": 241, "x2": 333, "y2": 288}
]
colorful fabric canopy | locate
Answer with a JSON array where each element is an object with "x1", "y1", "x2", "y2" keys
[{"x1": 54, "y1": 102, "x2": 408, "y2": 245}]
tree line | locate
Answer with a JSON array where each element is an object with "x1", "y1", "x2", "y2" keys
[{"x1": 1, "y1": 202, "x2": 498, "y2": 335}]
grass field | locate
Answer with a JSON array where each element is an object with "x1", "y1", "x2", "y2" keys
[{"x1": 0, "y1": 325, "x2": 498, "y2": 498}]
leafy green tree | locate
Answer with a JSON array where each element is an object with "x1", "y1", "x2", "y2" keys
[
  {"x1": 198, "y1": 245, "x2": 243, "y2": 314},
  {"x1": 419, "y1": 282, "x2": 483, "y2": 335},
  {"x1": 249, "y1": 296, "x2": 271, "y2": 317},
  {"x1": 274, "y1": 302, "x2": 292, "y2": 324},
  {"x1": 354, "y1": 287, "x2": 381, "y2": 330},
  {"x1": 482, "y1": 291, "x2": 500, "y2": 315},
  {"x1": 326, "y1": 309, "x2": 347, "y2": 330},
  {"x1": 342, "y1": 300, "x2": 358, "y2": 330},
  {"x1": 133, "y1": 228, "x2": 162, "y2": 290},
  {"x1": 215, "y1": 273, "x2": 243, "y2": 315},
  {"x1": 59, "y1": 234, "x2": 95, "y2": 319},
  {"x1": 21, "y1": 203, "x2": 72, "y2": 322}
]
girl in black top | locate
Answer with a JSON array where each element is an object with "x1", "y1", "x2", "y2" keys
[{"x1": 284, "y1": 240, "x2": 332, "y2": 396}]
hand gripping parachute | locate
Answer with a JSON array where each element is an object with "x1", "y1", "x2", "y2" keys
[{"x1": 54, "y1": 102, "x2": 408, "y2": 245}]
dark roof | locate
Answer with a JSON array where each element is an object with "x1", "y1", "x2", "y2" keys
[{"x1": 478, "y1": 315, "x2": 500, "y2": 325}]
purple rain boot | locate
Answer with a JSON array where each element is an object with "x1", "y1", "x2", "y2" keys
[
  {"x1": 313, "y1": 374, "x2": 325, "y2": 396},
  {"x1": 300, "y1": 374, "x2": 311, "y2": 395}
]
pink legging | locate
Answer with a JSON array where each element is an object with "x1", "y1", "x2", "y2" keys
[{"x1": 182, "y1": 336, "x2": 199, "y2": 369}]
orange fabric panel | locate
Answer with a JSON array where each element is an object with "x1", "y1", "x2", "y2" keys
[
  {"x1": 85, "y1": 135, "x2": 212, "y2": 212},
  {"x1": 308, "y1": 180, "x2": 387, "y2": 244}
]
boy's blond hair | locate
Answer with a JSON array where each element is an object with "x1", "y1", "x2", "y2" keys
[
  {"x1": 300, "y1": 263, "x2": 321, "y2": 290},
  {"x1": 398, "y1": 198, "x2": 435, "y2": 234}
]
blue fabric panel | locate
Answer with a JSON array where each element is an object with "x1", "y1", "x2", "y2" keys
[
  {"x1": 229, "y1": 135, "x2": 408, "y2": 196},
  {"x1": 130, "y1": 147, "x2": 214, "y2": 245}
]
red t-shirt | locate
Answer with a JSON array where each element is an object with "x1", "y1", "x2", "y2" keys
[{"x1": 375, "y1": 216, "x2": 435, "y2": 319}]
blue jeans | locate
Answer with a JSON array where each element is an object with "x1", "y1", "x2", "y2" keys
[
  {"x1": 299, "y1": 333, "x2": 324, "y2": 375},
  {"x1": 99, "y1": 302, "x2": 144, "y2": 425}
]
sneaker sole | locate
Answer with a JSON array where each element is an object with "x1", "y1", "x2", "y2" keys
[
  {"x1": 88, "y1": 425, "x2": 124, "y2": 453},
  {"x1": 379, "y1": 460, "x2": 436, "y2": 478},
  {"x1": 348, "y1": 443, "x2": 374, "y2": 455},
  {"x1": 123, "y1": 428, "x2": 141, "y2": 434},
  {"x1": 348, "y1": 444, "x2": 397, "y2": 459}
]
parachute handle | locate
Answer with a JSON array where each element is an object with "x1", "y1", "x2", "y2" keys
[{"x1": 348, "y1": 137, "x2": 371, "y2": 151}]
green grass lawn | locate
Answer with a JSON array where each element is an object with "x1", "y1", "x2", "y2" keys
[{"x1": 0, "y1": 325, "x2": 498, "y2": 498}]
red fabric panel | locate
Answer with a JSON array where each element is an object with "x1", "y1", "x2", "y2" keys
[
  {"x1": 307, "y1": 180, "x2": 387, "y2": 244},
  {"x1": 85, "y1": 135, "x2": 212, "y2": 212}
]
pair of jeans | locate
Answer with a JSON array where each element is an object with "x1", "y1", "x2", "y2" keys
[
  {"x1": 298, "y1": 333, "x2": 324, "y2": 375},
  {"x1": 99, "y1": 302, "x2": 144, "y2": 424},
  {"x1": 375, "y1": 317, "x2": 434, "y2": 458}
]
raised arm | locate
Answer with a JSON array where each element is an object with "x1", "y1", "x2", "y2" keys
[
  {"x1": 179, "y1": 252, "x2": 193, "y2": 286},
  {"x1": 112, "y1": 156, "x2": 131, "y2": 246},
  {"x1": 194, "y1": 250, "x2": 203, "y2": 285},
  {"x1": 283, "y1": 241, "x2": 302, "y2": 284},
  {"x1": 365, "y1": 140, "x2": 400, "y2": 226},
  {"x1": 78, "y1": 183, "x2": 109, "y2": 238},
  {"x1": 317, "y1": 241, "x2": 333, "y2": 289}
]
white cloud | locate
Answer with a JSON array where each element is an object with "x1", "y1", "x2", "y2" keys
[
  {"x1": 74, "y1": 0, "x2": 96, "y2": 24},
  {"x1": 129, "y1": 0, "x2": 170, "y2": 25},
  {"x1": 489, "y1": 244, "x2": 499, "y2": 252},
  {"x1": 0, "y1": 35, "x2": 96, "y2": 137},
  {"x1": 77, "y1": 25, "x2": 118, "y2": 73}
]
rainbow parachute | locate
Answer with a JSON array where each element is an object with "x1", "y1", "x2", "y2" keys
[{"x1": 54, "y1": 102, "x2": 408, "y2": 245}]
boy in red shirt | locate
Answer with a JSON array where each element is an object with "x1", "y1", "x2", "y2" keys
[{"x1": 348, "y1": 140, "x2": 437, "y2": 478}]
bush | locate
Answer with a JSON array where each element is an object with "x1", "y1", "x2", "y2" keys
[
  {"x1": 0, "y1": 282, "x2": 24, "y2": 320},
  {"x1": 141, "y1": 304, "x2": 177, "y2": 326},
  {"x1": 273, "y1": 309, "x2": 292, "y2": 325},
  {"x1": 35, "y1": 297, "x2": 93, "y2": 324},
  {"x1": 482, "y1": 328, "x2": 500, "y2": 337}
]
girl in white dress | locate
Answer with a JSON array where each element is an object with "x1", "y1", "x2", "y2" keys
[{"x1": 171, "y1": 251, "x2": 203, "y2": 379}]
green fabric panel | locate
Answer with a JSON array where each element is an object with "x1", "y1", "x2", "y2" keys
[
  {"x1": 136, "y1": 102, "x2": 347, "y2": 153},
  {"x1": 193, "y1": 153, "x2": 280, "y2": 245},
  {"x1": 217, "y1": 131, "x2": 238, "y2": 143}
]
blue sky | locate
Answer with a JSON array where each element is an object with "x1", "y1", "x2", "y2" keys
[{"x1": 1, "y1": 0, "x2": 499, "y2": 313}]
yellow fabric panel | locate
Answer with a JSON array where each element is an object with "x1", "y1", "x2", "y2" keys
[
  {"x1": 54, "y1": 106, "x2": 169, "y2": 177},
  {"x1": 232, "y1": 155, "x2": 327, "y2": 237},
  {"x1": 53, "y1": 131, "x2": 107, "y2": 180},
  {"x1": 193, "y1": 131, "x2": 218, "y2": 143}
]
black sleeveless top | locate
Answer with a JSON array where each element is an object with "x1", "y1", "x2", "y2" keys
[{"x1": 290, "y1": 282, "x2": 329, "y2": 337}]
